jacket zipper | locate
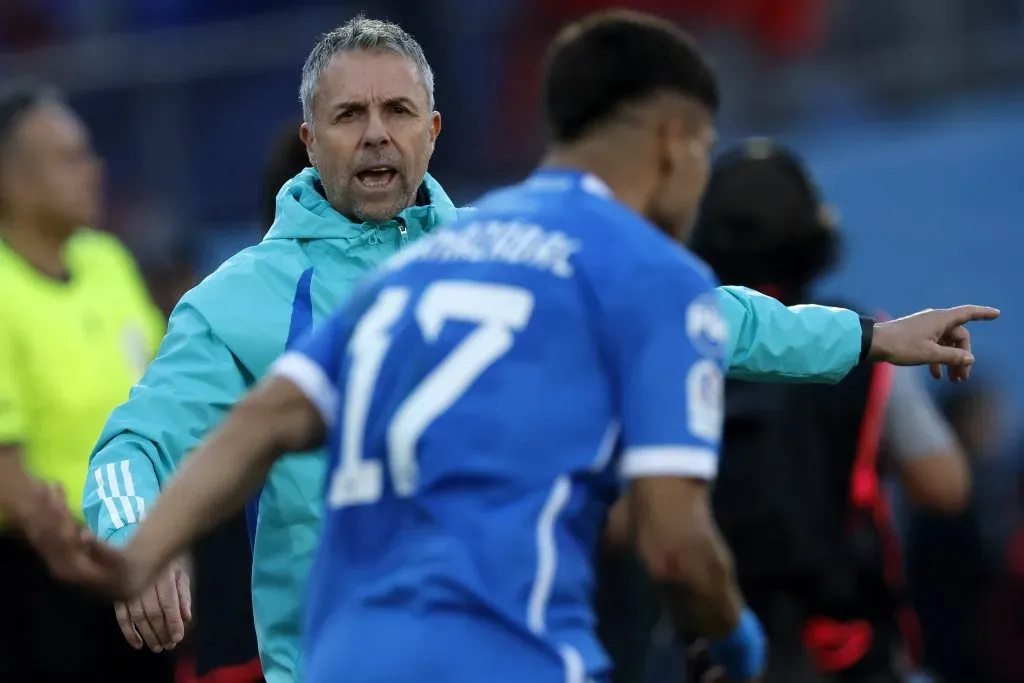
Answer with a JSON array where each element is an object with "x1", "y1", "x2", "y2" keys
[{"x1": 397, "y1": 219, "x2": 409, "y2": 246}]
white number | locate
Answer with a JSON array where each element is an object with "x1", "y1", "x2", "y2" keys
[
  {"x1": 329, "y1": 288, "x2": 409, "y2": 507},
  {"x1": 328, "y1": 281, "x2": 534, "y2": 508}
]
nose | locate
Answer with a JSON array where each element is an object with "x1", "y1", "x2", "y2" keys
[{"x1": 362, "y1": 108, "x2": 391, "y2": 148}]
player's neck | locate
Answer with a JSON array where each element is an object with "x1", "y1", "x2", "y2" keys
[
  {"x1": 542, "y1": 142, "x2": 651, "y2": 215},
  {"x1": 0, "y1": 216, "x2": 72, "y2": 281}
]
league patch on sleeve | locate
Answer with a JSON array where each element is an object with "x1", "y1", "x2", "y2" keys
[
  {"x1": 686, "y1": 358, "x2": 724, "y2": 442},
  {"x1": 686, "y1": 292, "x2": 728, "y2": 359}
]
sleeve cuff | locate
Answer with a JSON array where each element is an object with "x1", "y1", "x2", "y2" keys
[
  {"x1": 619, "y1": 446, "x2": 718, "y2": 481},
  {"x1": 858, "y1": 316, "x2": 875, "y2": 364},
  {"x1": 270, "y1": 351, "x2": 339, "y2": 428}
]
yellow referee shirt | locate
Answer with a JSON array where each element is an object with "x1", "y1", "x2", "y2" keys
[{"x1": 0, "y1": 229, "x2": 164, "y2": 523}]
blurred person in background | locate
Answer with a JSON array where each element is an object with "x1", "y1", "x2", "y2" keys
[
  {"x1": 687, "y1": 138, "x2": 971, "y2": 683},
  {"x1": 259, "y1": 122, "x2": 311, "y2": 236},
  {"x1": 906, "y1": 382, "x2": 1014, "y2": 683},
  {"x1": 79, "y1": 14, "x2": 996, "y2": 683},
  {"x1": 143, "y1": 242, "x2": 200, "y2": 320},
  {"x1": 0, "y1": 81, "x2": 171, "y2": 682}
]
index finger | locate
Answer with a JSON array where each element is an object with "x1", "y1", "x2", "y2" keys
[{"x1": 944, "y1": 305, "x2": 1001, "y2": 326}]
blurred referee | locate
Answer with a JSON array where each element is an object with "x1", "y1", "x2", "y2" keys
[{"x1": 0, "y1": 81, "x2": 173, "y2": 682}]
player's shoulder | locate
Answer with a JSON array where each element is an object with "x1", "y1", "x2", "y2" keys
[
  {"x1": 593, "y1": 209, "x2": 716, "y2": 294},
  {"x1": 461, "y1": 173, "x2": 634, "y2": 252}
]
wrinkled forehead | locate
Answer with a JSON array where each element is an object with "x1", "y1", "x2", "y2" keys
[{"x1": 315, "y1": 50, "x2": 430, "y2": 111}]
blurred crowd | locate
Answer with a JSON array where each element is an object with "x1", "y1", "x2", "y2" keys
[
  {"x1": 2, "y1": 0, "x2": 1024, "y2": 245},
  {"x1": 2, "y1": 1, "x2": 1024, "y2": 682}
]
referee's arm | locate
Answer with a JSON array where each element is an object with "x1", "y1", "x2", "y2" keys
[
  {"x1": 0, "y1": 319, "x2": 61, "y2": 545},
  {"x1": 0, "y1": 314, "x2": 36, "y2": 521},
  {"x1": 0, "y1": 448, "x2": 37, "y2": 524}
]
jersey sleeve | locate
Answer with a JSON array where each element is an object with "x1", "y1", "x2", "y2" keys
[
  {"x1": 269, "y1": 309, "x2": 350, "y2": 429},
  {"x1": 0, "y1": 316, "x2": 26, "y2": 444},
  {"x1": 605, "y1": 260, "x2": 727, "y2": 482}
]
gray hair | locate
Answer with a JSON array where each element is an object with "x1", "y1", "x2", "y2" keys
[{"x1": 299, "y1": 16, "x2": 435, "y2": 125}]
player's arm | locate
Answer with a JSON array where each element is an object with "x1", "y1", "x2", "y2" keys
[
  {"x1": 120, "y1": 374, "x2": 324, "y2": 591},
  {"x1": 884, "y1": 366, "x2": 970, "y2": 512},
  {"x1": 628, "y1": 479, "x2": 741, "y2": 636},
  {"x1": 82, "y1": 300, "x2": 248, "y2": 546},
  {"x1": 718, "y1": 286, "x2": 999, "y2": 384},
  {"x1": 109, "y1": 312, "x2": 346, "y2": 597},
  {"x1": 604, "y1": 264, "x2": 763, "y2": 678}
]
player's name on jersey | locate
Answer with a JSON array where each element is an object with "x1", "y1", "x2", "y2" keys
[{"x1": 388, "y1": 220, "x2": 581, "y2": 278}]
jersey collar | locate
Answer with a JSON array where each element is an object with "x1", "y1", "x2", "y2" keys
[{"x1": 528, "y1": 168, "x2": 614, "y2": 200}]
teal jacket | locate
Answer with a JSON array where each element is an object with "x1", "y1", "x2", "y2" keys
[{"x1": 83, "y1": 168, "x2": 863, "y2": 683}]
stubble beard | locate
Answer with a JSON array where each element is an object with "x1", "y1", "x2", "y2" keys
[{"x1": 323, "y1": 175, "x2": 416, "y2": 225}]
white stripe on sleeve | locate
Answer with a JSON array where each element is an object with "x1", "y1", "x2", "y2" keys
[
  {"x1": 120, "y1": 459, "x2": 146, "y2": 520},
  {"x1": 105, "y1": 461, "x2": 137, "y2": 524},
  {"x1": 93, "y1": 466, "x2": 125, "y2": 530},
  {"x1": 619, "y1": 445, "x2": 718, "y2": 481},
  {"x1": 271, "y1": 351, "x2": 339, "y2": 428}
]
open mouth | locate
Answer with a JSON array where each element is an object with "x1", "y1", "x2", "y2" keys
[{"x1": 356, "y1": 167, "x2": 398, "y2": 189}]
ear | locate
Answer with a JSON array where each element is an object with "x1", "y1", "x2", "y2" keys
[
  {"x1": 299, "y1": 122, "x2": 316, "y2": 167},
  {"x1": 428, "y1": 111, "x2": 442, "y2": 149},
  {"x1": 655, "y1": 116, "x2": 679, "y2": 175}
]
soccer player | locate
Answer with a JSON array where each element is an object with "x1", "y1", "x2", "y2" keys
[
  {"x1": 0, "y1": 81, "x2": 171, "y2": 681},
  {"x1": 55, "y1": 10, "x2": 998, "y2": 683}
]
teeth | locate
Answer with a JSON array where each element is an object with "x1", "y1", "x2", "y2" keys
[{"x1": 359, "y1": 173, "x2": 393, "y2": 187}]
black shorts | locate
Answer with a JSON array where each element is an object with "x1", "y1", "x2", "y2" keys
[{"x1": 0, "y1": 534, "x2": 178, "y2": 683}]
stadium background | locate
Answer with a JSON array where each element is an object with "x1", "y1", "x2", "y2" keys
[{"x1": 2, "y1": 1, "x2": 1023, "y2": 681}]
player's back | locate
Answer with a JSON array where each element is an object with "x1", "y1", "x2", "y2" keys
[{"x1": 302, "y1": 170, "x2": 709, "y2": 683}]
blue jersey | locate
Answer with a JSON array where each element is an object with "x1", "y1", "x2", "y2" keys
[{"x1": 272, "y1": 169, "x2": 728, "y2": 683}]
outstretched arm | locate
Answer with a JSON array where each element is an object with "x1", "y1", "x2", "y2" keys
[
  {"x1": 717, "y1": 286, "x2": 866, "y2": 384},
  {"x1": 121, "y1": 374, "x2": 325, "y2": 591},
  {"x1": 61, "y1": 308, "x2": 351, "y2": 599},
  {"x1": 718, "y1": 286, "x2": 999, "y2": 384}
]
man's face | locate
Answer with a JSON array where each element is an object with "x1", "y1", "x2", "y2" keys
[
  {"x1": 301, "y1": 50, "x2": 441, "y2": 223},
  {"x1": 648, "y1": 107, "x2": 716, "y2": 242},
  {"x1": 2, "y1": 103, "x2": 102, "y2": 229}
]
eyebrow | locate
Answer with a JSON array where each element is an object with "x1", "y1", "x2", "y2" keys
[{"x1": 333, "y1": 96, "x2": 419, "y2": 113}]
